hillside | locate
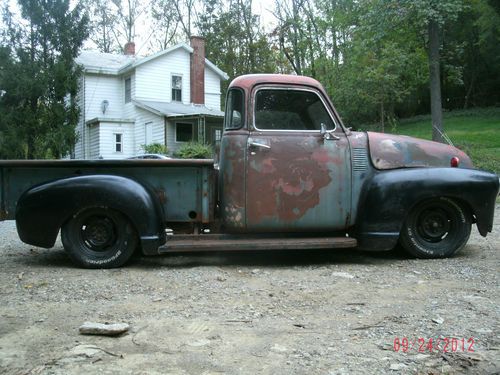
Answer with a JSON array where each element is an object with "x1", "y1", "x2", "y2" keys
[{"x1": 387, "y1": 108, "x2": 500, "y2": 174}]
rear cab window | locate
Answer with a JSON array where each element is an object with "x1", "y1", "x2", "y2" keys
[{"x1": 224, "y1": 88, "x2": 245, "y2": 130}]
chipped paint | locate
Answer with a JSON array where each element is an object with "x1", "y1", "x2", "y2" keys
[
  {"x1": 218, "y1": 130, "x2": 248, "y2": 232},
  {"x1": 368, "y1": 132, "x2": 474, "y2": 170},
  {"x1": 246, "y1": 134, "x2": 351, "y2": 231}
]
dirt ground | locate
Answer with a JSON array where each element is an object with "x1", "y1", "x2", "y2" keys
[{"x1": 0, "y1": 206, "x2": 499, "y2": 375}]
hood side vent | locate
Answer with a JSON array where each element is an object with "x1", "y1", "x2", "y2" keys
[{"x1": 352, "y1": 148, "x2": 368, "y2": 172}]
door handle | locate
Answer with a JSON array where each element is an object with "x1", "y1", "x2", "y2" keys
[{"x1": 249, "y1": 141, "x2": 271, "y2": 149}]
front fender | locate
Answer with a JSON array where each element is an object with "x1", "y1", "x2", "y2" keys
[
  {"x1": 15, "y1": 175, "x2": 166, "y2": 253},
  {"x1": 355, "y1": 168, "x2": 499, "y2": 251}
]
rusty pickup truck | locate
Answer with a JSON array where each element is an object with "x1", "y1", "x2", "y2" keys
[{"x1": 0, "y1": 74, "x2": 498, "y2": 268}]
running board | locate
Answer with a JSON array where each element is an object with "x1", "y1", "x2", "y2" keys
[{"x1": 158, "y1": 234, "x2": 357, "y2": 253}]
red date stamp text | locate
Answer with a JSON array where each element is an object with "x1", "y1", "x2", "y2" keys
[{"x1": 393, "y1": 337, "x2": 475, "y2": 353}]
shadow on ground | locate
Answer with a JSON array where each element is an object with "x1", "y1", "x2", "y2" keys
[{"x1": 14, "y1": 244, "x2": 416, "y2": 270}]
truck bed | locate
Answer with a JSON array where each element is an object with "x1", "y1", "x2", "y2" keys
[{"x1": 0, "y1": 159, "x2": 216, "y2": 224}]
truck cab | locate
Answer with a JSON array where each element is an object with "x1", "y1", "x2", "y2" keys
[{"x1": 219, "y1": 75, "x2": 352, "y2": 233}]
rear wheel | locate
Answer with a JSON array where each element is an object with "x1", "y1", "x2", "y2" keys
[
  {"x1": 61, "y1": 207, "x2": 138, "y2": 268},
  {"x1": 400, "y1": 197, "x2": 471, "y2": 258}
]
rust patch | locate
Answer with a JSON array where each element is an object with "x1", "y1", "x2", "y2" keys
[
  {"x1": 0, "y1": 209, "x2": 8, "y2": 221},
  {"x1": 368, "y1": 132, "x2": 473, "y2": 170},
  {"x1": 247, "y1": 137, "x2": 332, "y2": 223},
  {"x1": 155, "y1": 189, "x2": 167, "y2": 204}
]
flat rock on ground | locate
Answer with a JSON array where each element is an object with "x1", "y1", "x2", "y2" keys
[{"x1": 0, "y1": 204, "x2": 499, "y2": 374}]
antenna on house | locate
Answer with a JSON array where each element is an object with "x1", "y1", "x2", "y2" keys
[{"x1": 101, "y1": 100, "x2": 109, "y2": 114}]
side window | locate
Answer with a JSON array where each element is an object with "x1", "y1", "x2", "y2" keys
[
  {"x1": 224, "y1": 89, "x2": 244, "y2": 130},
  {"x1": 124, "y1": 78, "x2": 131, "y2": 103},
  {"x1": 255, "y1": 89, "x2": 335, "y2": 131},
  {"x1": 114, "y1": 133, "x2": 123, "y2": 152},
  {"x1": 172, "y1": 75, "x2": 182, "y2": 102}
]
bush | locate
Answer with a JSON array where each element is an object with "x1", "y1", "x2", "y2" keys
[
  {"x1": 141, "y1": 143, "x2": 168, "y2": 155},
  {"x1": 174, "y1": 142, "x2": 213, "y2": 159}
]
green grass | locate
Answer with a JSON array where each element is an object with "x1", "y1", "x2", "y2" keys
[{"x1": 387, "y1": 108, "x2": 500, "y2": 174}]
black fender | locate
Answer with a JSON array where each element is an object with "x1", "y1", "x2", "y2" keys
[
  {"x1": 15, "y1": 175, "x2": 166, "y2": 254},
  {"x1": 355, "y1": 168, "x2": 499, "y2": 251}
]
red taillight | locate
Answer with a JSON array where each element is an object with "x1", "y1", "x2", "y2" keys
[{"x1": 450, "y1": 157, "x2": 460, "y2": 168}]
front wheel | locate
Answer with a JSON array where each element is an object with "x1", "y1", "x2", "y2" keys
[
  {"x1": 399, "y1": 198, "x2": 471, "y2": 258},
  {"x1": 61, "y1": 207, "x2": 138, "y2": 268}
]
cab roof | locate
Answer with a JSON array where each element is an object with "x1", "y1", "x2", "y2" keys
[{"x1": 229, "y1": 74, "x2": 326, "y2": 92}]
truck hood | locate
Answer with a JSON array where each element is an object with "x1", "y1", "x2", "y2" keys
[{"x1": 367, "y1": 131, "x2": 473, "y2": 170}]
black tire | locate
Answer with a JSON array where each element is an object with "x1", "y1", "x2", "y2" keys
[
  {"x1": 61, "y1": 207, "x2": 138, "y2": 268},
  {"x1": 399, "y1": 197, "x2": 471, "y2": 258}
]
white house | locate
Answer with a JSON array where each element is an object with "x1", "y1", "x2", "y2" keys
[{"x1": 74, "y1": 37, "x2": 228, "y2": 159}]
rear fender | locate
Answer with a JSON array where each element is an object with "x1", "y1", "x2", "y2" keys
[
  {"x1": 15, "y1": 175, "x2": 166, "y2": 254},
  {"x1": 355, "y1": 168, "x2": 499, "y2": 251}
]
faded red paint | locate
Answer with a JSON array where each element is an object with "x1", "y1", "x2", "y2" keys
[
  {"x1": 247, "y1": 137, "x2": 332, "y2": 223},
  {"x1": 230, "y1": 74, "x2": 326, "y2": 93},
  {"x1": 368, "y1": 132, "x2": 474, "y2": 170}
]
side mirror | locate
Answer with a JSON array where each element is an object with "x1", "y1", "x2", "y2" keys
[{"x1": 320, "y1": 123, "x2": 340, "y2": 141}]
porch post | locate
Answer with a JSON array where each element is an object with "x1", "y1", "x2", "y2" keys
[{"x1": 197, "y1": 116, "x2": 206, "y2": 143}]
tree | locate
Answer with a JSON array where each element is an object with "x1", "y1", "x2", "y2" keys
[
  {"x1": 197, "y1": 0, "x2": 277, "y2": 100},
  {"x1": 172, "y1": 0, "x2": 199, "y2": 39},
  {"x1": 84, "y1": 0, "x2": 119, "y2": 53},
  {"x1": 110, "y1": 0, "x2": 147, "y2": 48},
  {"x1": 149, "y1": 0, "x2": 180, "y2": 51},
  {"x1": 396, "y1": 0, "x2": 465, "y2": 142},
  {"x1": 0, "y1": 0, "x2": 88, "y2": 159}
]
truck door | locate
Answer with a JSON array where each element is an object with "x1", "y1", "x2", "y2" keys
[{"x1": 246, "y1": 86, "x2": 351, "y2": 232}]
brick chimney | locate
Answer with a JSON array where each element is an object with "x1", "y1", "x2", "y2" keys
[
  {"x1": 190, "y1": 36, "x2": 205, "y2": 105},
  {"x1": 124, "y1": 41, "x2": 135, "y2": 56}
]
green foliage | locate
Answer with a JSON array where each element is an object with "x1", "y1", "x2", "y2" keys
[
  {"x1": 268, "y1": 0, "x2": 500, "y2": 128},
  {"x1": 389, "y1": 107, "x2": 500, "y2": 173},
  {"x1": 196, "y1": 0, "x2": 281, "y2": 103},
  {"x1": 0, "y1": 0, "x2": 89, "y2": 159},
  {"x1": 174, "y1": 142, "x2": 213, "y2": 159},
  {"x1": 141, "y1": 143, "x2": 168, "y2": 155}
]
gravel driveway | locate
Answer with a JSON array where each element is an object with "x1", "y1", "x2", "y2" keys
[{"x1": 0, "y1": 205, "x2": 499, "y2": 374}]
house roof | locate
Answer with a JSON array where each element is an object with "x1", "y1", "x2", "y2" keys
[
  {"x1": 77, "y1": 43, "x2": 228, "y2": 80},
  {"x1": 76, "y1": 51, "x2": 135, "y2": 75},
  {"x1": 134, "y1": 100, "x2": 225, "y2": 118}
]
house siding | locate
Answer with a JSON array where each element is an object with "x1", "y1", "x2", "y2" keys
[
  {"x1": 205, "y1": 68, "x2": 221, "y2": 110},
  {"x1": 135, "y1": 48, "x2": 191, "y2": 104},
  {"x1": 84, "y1": 74, "x2": 124, "y2": 119},
  {"x1": 98, "y1": 122, "x2": 134, "y2": 159},
  {"x1": 133, "y1": 108, "x2": 164, "y2": 154}
]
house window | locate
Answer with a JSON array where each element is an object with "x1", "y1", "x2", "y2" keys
[
  {"x1": 215, "y1": 129, "x2": 222, "y2": 141},
  {"x1": 115, "y1": 133, "x2": 123, "y2": 152},
  {"x1": 125, "y1": 77, "x2": 131, "y2": 103},
  {"x1": 172, "y1": 75, "x2": 182, "y2": 102},
  {"x1": 176, "y1": 123, "x2": 193, "y2": 142}
]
